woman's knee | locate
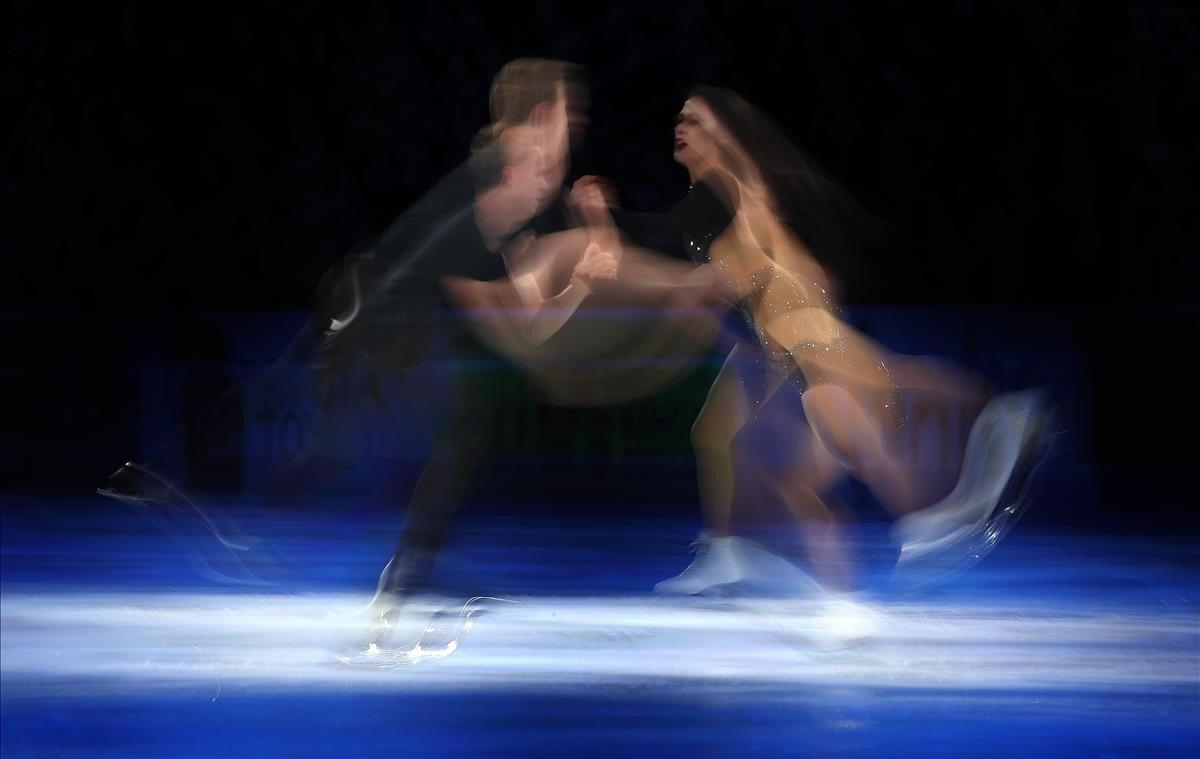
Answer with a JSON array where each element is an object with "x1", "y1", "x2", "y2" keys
[{"x1": 802, "y1": 384, "x2": 872, "y2": 470}]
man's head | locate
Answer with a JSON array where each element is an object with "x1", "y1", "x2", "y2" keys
[
  {"x1": 488, "y1": 60, "x2": 578, "y2": 122},
  {"x1": 486, "y1": 59, "x2": 586, "y2": 199}
]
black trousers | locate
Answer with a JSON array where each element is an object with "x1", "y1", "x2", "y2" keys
[{"x1": 380, "y1": 355, "x2": 504, "y2": 593}]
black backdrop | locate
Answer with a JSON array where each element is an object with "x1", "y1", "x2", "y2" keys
[
  {"x1": 5, "y1": 1, "x2": 1197, "y2": 525},
  {"x1": 9, "y1": 1, "x2": 1196, "y2": 309}
]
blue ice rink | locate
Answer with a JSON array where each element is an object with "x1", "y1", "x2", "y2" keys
[{"x1": 2, "y1": 494, "x2": 1197, "y2": 756}]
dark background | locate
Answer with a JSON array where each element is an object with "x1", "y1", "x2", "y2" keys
[{"x1": 4, "y1": 1, "x2": 1197, "y2": 525}]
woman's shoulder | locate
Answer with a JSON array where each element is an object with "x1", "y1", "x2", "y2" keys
[{"x1": 692, "y1": 168, "x2": 741, "y2": 212}]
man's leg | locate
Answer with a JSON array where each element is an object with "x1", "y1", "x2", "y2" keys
[{"x1": 373, "y1": 359, "x2": 500, "y2": 605}]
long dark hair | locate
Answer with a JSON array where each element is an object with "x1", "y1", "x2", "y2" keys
[{"x1": 688, "y1": 85, "x2": 879, "y2": 285}]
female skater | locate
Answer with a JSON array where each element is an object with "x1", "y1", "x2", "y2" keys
[{"x1": 646, "y1": 87, "x2": 1049, "y2": 594}]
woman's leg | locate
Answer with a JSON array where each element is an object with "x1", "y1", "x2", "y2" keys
[
  {"x1": 742, "y1": 379, "x2": 854, "y2": 589},
  {"x1": 691, "y1": 341, "x2": 758, "y2": 536},
  {"x1": 748, "y1": 267, "x2": 923, "y2": 517}
]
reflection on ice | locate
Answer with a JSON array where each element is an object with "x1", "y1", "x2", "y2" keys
[{"x1": 2, "y1": 590, "x2": 1195, "y2": 696}]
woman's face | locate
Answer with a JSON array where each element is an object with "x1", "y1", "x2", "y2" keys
[{"x1": 673, "y1": 97, "x2": 724, "y2": 171}]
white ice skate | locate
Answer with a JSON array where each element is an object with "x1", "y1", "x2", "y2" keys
[
  {"x1": 892, "y1": 389, "x2": 1055, "y2": 585},
  {"x1": 655, "y1": 534, "x2": 829, "y2": 598},
  {"x1": 654, "y1": 534, "x2": 745, "y2": 596},
  {"x1": 718, "y1": 537, "x2": 830, "y2": 599}
]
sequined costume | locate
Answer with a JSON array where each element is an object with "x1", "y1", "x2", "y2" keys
[
  {"x1": 615, "y1": 174, "x2": 902, "y2": 443},
  {"x1": 610, "y1": 174, "x2": 734, "y2": 264},
  {"x1": 707, "y1": 201, "x2": 905, "y2": 444}
]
